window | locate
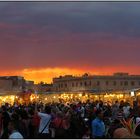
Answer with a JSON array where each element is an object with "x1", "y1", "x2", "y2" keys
[
  {"x1": 61, "y1": 84, "x2": 63, "y2": 88},
  {"x1": 113, "y1": 81, "x2": 116, "y2": 86},
  {"x1": 59, "y1": 84, "x2": 61, "y2": 88},
  {"x1": 106, "y1": 81, "x2": 109, "y2": 86},
  {"x1": 76, "y1": 82, "x2": 78, "y2": 87},
  {"x1": 72, "y1": 83, "x2": 74, "y2": 87},
  {"x1": 97, "y1": 81, "x2": 100, "y2": 86},
  {"x1": 131, "y1": 81, "x2": 135, "y2": 86},
  {"x1": 89, "y1": 81, "x2": 91, "y2": 86},
  {"x1": 120, "y1": 81, "x2": 123, "y2": 86},
  {"x1": 139, "y1": 81, "x2": 140, "y2": 85},
  {"x1": 85, "y1": 81, "x2": 87, "y2": 86},
  {"x1": 80, "y1": 82, "x2": 83, "y2": 86},
  {"x1": 124, "y1": 81, "x2": 128, "y2": 86},
  {"x1": 65, "y1": 84, "x2": 67, "y2": 88}
]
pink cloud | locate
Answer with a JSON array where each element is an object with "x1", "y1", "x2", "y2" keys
[{"x1": 0, "y1": 23, "x2": 139, "y2": 72}]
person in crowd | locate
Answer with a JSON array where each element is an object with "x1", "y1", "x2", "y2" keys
[
  {"x1": 135, "y1": 123, "x2": 140, "y2": 137},
  {"x1": 18, "y1": 109, "x2": 30, "y2": 138},
  {"x1": 71, "y1": 110, "x2": 86, "y2": 138},
  {"x1": 123, "y1": 102, "x2": 131, "y2": 119},
  {"x1": 79, "y1": 103, "x2": 85, "y2": 118},
  {"x1": 113, "y1": 128, "x2": 131, "y2": 138},
  {"x1": 116, "y1": 106, "x2": 124, "y2": 120},
  {"x1": 36, "y1": 105, "x2": 52, "y2": 139},
  {"x1": 0, "y1": 99, "x2": 140, "y2": 139},
  {"x1": 82, "y1": 126, "x2": 91, "y2": 139},
  {"x1": 1, "y1": 106, "x2": 11, "y2": 139},
  {"x1": 51, "y1": 111, "x2": 66, "y2": 138},
  {"x1": 112, "y1": 101, "x2": 119, "y2": 120},
  {"x1": 134, "y1": 111, "x2": 140, "y2": 137},
  {"x1": 108, "y1": 119, "x2": 123, "y2": 138},
  {"x1": 28, "y1": 108, "x2": 40, "y2": 138},
  {"x1": 8, "y1": 120, "x2": 23, "y2": 139},
  {"x1": 135, "y1": 111, "x2": 140, "y2": 124},
  {"x1": 0, "y1": 109, "x2": 3, "y2": 136},
  {"x1": 91, "y1": 109, "x2": 105, "y2": 138}
]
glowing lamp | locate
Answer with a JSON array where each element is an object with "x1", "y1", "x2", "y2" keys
[
  {"x1": 131, "y1": 91, "x2": 135, "y2": 97},
  {"x1": 79, "y1": 94, "x2": 82, "y2": 97}
]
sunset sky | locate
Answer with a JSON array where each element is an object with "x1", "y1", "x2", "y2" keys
[{"x1": 0, "y1": 2, "x2": 140, "y2": 83}]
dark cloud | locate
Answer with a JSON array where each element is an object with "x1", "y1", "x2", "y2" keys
[
  {"x1": 1, "y1": 2, "x2": 140, "y2": 35},
  {"x1": 0, "y1": 2, "x2": 140, "y2": 71}
]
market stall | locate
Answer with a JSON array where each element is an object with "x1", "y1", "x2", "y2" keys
[{"x1": 0, "y1": 89, "x2": 137, "y2": 106}]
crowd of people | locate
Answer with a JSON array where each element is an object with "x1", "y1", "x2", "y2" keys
[{"x1": 0, "y1": 99, "x2": 140, "y2": 139}]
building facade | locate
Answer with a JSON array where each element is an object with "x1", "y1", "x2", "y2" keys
[
  {"x1": 34, "y1": 83, "x2": 53, "y2": 93},
  {"x1": 0, "y1": 76, "x2": 34, "y2": 93},
  {"x1": 23, "y1": 80, "x2": 35, "y2": 92},
  {"x1": 53, "y1": 73, "x2": 140, "y2": 92},
  {"x1": 0, "y1": 79, "x2": 13, "y2": 92}
]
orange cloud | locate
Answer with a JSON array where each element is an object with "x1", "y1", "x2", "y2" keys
[
  {"x1": 0, "y1": 66, "x2": 140, "y2": 84},
  {"x1": 22, "y1": 68, "x2": 86, "y2": 83}
]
